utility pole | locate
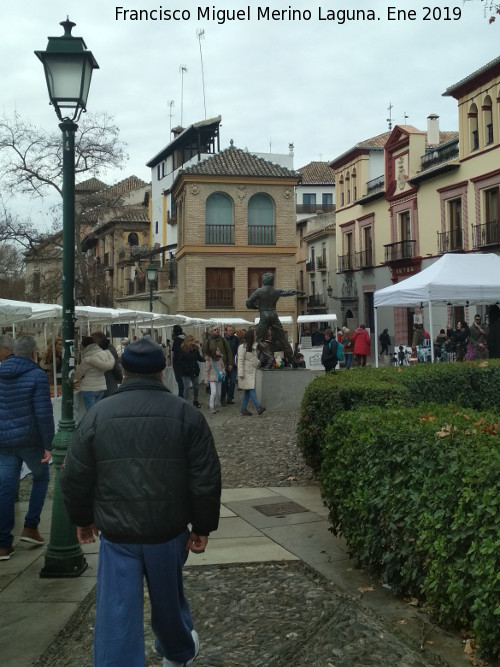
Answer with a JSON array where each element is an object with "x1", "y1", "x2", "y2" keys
[{"x1": 179, "y1": 64, "x2": 188, "y2": 126}]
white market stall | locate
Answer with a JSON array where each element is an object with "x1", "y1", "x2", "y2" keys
[
  {"x1": 373, "y1": 253, "x2": 500, "y2": 366},
  {"x1": 297, "y1": 313, "x2": 338, "y2": 369}
]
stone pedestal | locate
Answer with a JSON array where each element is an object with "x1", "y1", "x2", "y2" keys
[{"x1": 255, "y1": 367, "x2": 322, "y2": 411}]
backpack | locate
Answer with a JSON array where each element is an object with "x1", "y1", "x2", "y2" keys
[{"x1": 330, "y1": 338, "x2": 344, "y2": 362}]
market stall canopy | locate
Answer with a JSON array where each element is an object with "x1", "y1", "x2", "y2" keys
[
  {"x1": 254, "y1": 316, "x2": 293, "y2": 325},
  {"x1": 0, "y1": 298, "x2": 33, "y2": 324},
  {"x1": 297, "y1": 314, "x2": 337, "y2": 324},
  {"x1": 209, "y1": 317, "x2": 253, "y2": 326},
  {"x1": 374, "y1": 253, "x2": 500, "y2": 307}
]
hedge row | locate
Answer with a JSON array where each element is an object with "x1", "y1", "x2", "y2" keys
[
  {"x1": 319, "y1": 404, "x2": 500, "y2": 657},
  {"x1": 297, "y1": 360, "x2": 500, "y2": 473}
]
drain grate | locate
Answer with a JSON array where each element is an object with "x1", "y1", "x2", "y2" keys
[{"x1": 253, "y1": 501, "x2": 309, "y2": 517}]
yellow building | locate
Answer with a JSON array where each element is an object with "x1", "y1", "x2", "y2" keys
[
  {"x1": 172, "y1": 144, "x2": 300, "y2": 321},
  {"x1": 330, "y1": 55, "x2": 500, "y2": 344}
]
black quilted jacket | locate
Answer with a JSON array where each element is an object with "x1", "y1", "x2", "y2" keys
[{"x1": 60, "y1": 377, "x2": 221, "y2": 543}]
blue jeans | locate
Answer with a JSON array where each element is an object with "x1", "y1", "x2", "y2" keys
[
  {"x1": 0, "y1": 447, "x2": 50, "y2": 548},
  {"x1": 95, "y1": 532, "x2": 195, "y2": 667},
  {"x1": 82, "y1": 390, "x2": 105, "y2": 411},
  {"x1": 344, "y1": 353, "x2": 353, "y2": 370},
  {"x1": 182, "y1": 375, "x2": 200, "y2": 403},
  {"x1": 221, "y1": 366, "x2": 237, "y2": 402},
  {"x1": 241, "y1": 388, "x2": 261, "y2": 412}
]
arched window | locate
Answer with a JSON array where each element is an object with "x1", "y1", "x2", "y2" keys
[
  {"x1": 339, "y1": 176, "x2": 344, "y2": 206},
  {"x1": 128, "y1": 232, "x2": 139, "y2": 246},
  {"x1": 206, "y1": 192, "x2": 234, "y2": 244},
  {"x1": 469, "y1": 103, "x2": 479, "y2": 152},
  {"x1": 351, "y1": 169, "x2": 357, "y2": 202},
  {"x1": 248, "y1": 193, "x2": 275, "y2": 244},
  {"x1": 483, "y1": 95, "x2": 493, "y2": 145},
  {"x1": 345, "y1": 172, "x2": 351, "y2": 204}
]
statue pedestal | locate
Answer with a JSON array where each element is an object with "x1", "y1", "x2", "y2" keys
[{"x1": 255, "y1": 367, "x2": 322, "y2": 411}]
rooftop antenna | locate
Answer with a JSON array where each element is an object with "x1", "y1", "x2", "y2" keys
[
  {"x1": 387, "y1": 102, "x2": 393, "y2": 130},
  {"x1": 196, "y1": 29, "x2": 207, "y2": 120},
  {"x1": 167, "y1": 100, "x2": 175, "y2": 131},
  {"x1": 403, "y1": 112, "x2": 409, "y2": 123},
  {"x1": 269, "y1": 138, "x2": 272, "y2": 153},
  {"x1": 179, "y1": 65, "x2": 188, "y2": 126}
]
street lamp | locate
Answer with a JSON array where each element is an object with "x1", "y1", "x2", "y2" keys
[
  {"x1": 36, "y1": 19, "x2": 99, "y2": 578},
  {"x1": 147, "y1": 261, "x2": 158, "y2": 313}
]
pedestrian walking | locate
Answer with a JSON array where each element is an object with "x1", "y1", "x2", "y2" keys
[
  {"x1": 321, "y1": 328, "x2": 338, "y2": 373},
  {"x1": 237, "y1": 329, "x2": 266, "y2": 416},
  {"x1": 60, "y1": 337, "x2": 221, "y2": 667},
  {"x1": 351, "y1": 324, "x2": 371, "y2": 367},
  {"x1": 171, "y1": 325, "x2": 186, "y2": 397},
  {"x1": 74, "y1": 337, "x2": 115, "y2": 411},
  {"x1": 91, "y1": 331, "x2": 123, "y2": 397},
  {"x1": 221, "y1": 325, "x2": 239, "y2": 405},
  {"x1": 178, "y1": 335, "x2": 204, "y2": 408},
  {"x1": 0, "y1": 335, "x2": 54, "y2": 560},
  {"x1": 379, "y1": 328, "x2": 391, "y2": 356}
]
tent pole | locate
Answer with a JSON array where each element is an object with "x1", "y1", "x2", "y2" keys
[
  {"x1": 428, "y1": 300, "x2": 434, "y2": 362},
  {"x1": 374, "y1": 307, "x2": 379, "y2": 369}
]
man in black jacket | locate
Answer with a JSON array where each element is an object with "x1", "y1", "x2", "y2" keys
[{"x1": 60, "y1": 337, "x2": 221, "y2": 667}]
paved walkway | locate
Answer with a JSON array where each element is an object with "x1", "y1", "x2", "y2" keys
[{"x1": 1, "y1": 484, "x2": 472, "y2": 667}]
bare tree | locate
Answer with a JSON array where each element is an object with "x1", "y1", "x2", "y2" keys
[
  {"x1": 0, "y1": 111, "x2": 128, "y2": 200},
  {"x1": 0, "y1": 242, "x2": 25, "y2": 299},
  {"x1": 0, "y1": 111, "x2": 128, "y2": 304}
]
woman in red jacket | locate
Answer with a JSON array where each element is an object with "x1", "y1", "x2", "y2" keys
[{"x1": 351, "y1": 323, "x2": 371, "y2": 367}]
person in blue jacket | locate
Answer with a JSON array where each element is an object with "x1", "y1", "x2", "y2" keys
[{"x1": 0, "y1": 335, "x2": 54, "y2": 561}]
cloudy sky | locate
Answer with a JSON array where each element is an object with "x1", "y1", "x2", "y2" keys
[{"x1": 1, "y1": 0, "x2": 498, "y2": 224}]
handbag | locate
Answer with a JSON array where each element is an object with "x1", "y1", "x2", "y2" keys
[{"x1": 212, "y1": 361, "x2": 226, "y2": 382}]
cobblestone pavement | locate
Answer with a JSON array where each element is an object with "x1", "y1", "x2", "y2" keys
[{"x1": 29, "y1": 403, "x2": 471, "y2": 666}]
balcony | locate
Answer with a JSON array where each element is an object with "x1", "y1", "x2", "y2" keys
[
  {"x1": 355, "y1": 249, "x2": 373, "y2": 269},
  {"x1": 438, "y1": 228, "x2": 463, "y2": 254},
  {"x1": 366, "y1": 175, "x2": 385, "y2": 195},
  {"x1": 296, "y1": 203, "x2": 335, "y2": 215},
  {"x1": 307, "y1": 294, "x2": 326, "y2": 309},
  {"x1": 305, "y1": 259, "x2": 315, "y2": 272},
  {"x1": 421, "y1": 141, "x2": 459, "y2": 171},
  {"x1": 248, "y1": 224, "x2": 275, "y2": 245},
  {"x1": 384, "y1": 240, "x2": 416, "y2": 263},
  {"x1": 472, "y1": 220, "x2": 500, "y2": 249},
  {"x1": 206, "y1": 287, "x2": 234, "y2": 309},
  {"x1": 205, "y1": 224, "x2": 234, "y2": 244},
  {"x1": 337, "y1": 253, "x2": 354, "y2": 272},
  {"x1": 316, "y1": 256, "x2": 327, "y2": 272}
]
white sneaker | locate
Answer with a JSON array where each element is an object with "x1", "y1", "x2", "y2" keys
[{"x1": 162, "y1": 629, "x2": 199, "y2": 667}]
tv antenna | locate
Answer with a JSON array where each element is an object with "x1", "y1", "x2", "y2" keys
[
  {"x1": 179, "y1": 65, "x2": 188, "y2": 126},
  {"x1": 167, "y1": 100, "x2": 174, "y2": 131},
  {"x1": 387, "y1": 102, "x2": 393, "y2": 130},
  {"x1": 196, "y1": 29, "x2": 207, "y2": 119}
]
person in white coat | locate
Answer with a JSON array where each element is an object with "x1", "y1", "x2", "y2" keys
[
  {"x1": 74, "y1": 337, "x2": 115, "y2": 411},
  {"x1": 237, "y1": 330, "x2": 266, "y2": 416}
]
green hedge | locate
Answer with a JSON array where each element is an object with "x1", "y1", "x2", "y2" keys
[
  {"x1": 297, "y1": 360, "x2": 500, "y2": 473},
  {"x1": 296, "y1": 368, "x2": 407, "y2": 471},
  {"x1": 319, "y1": 404, "x2": 500, "y2": 657}
]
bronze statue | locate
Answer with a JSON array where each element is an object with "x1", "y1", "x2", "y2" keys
[{"x1": 246, "y1": 272, "x2": 304, "y2": 365}]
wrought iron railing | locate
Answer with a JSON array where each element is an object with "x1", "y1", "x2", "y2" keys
[
  {"x1": 205, "y1": 224, "x2": 235, "y2": 244},
  {"x1": 472, "y1": 220, "x2": 500, "y2": 248},
  {"x1": 355, "y1": 249, "x2": 373, "y2": 269},
  {"x1": 248, "y1": 225, "x2": 275, "y2": 245},
  {"x1": 383, "y1": 240, "x2": 415, "y2": 262},
  {"x1": 206, "y1": 287, "x2": 234, "y2": 308},
  {"x1": 305, "y1": 259, "x2": 315, "y2": 272},
  {"x1": 366, "y1": 175, "x2": 384, "y2": 195},
  {"x1": 337, "y1": 253, "x2": 354, "y2": 272},
  {"x1": 307, "y1": 294, "x2": 326, "y2": 309},
  {"x1": 421, "y1": 141, "x2": 459, "y2": 170},
  {"x1": 437, "y1": 228, "x2": 463, "y2": 253}
]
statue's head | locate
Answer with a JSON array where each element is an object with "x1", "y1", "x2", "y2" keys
[{"x1": 261, "y1": 272, "x2": 274, "y2": 286}]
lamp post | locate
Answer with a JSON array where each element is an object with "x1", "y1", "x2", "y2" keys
[
  {"x1": 36, "y1": 19, "x2": 99, "y2": 578},
  {"x1": 147, "y1": 262, "x2": 158, "y2": 313}
]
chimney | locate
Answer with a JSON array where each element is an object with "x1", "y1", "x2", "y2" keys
[{"x1": 427, "y1": 114, "x2": 440, "y2": 145}]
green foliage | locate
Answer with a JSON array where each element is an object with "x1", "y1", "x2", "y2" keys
[
  {"x1": 296, "y1": 368, "x2": 407, "y2": 471},
  {"x1": 319, "y1": 404, "x2": 500, "y2": 657},
  {"x1": 297, "y1": 360, "x2": 500, "y2": 473}
]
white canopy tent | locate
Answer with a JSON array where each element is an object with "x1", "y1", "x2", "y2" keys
[{"x1": 373, "y1": 253, "x2": 500, "y2": 366}]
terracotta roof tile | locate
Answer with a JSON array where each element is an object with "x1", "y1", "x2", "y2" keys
[
  {"x1": 181, "y1": 145, "x2": 299, "y2": 179},
  {"x1": 296, "y1": 161, "x2": 335, "y2": 184}
]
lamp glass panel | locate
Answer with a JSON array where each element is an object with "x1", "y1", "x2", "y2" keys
[
  {"x1": 147, "y1": 267, "x2": 158, "y2": 282},
  {"x1": 45, "y1": 55, "x2": 86, "y2": 103}
]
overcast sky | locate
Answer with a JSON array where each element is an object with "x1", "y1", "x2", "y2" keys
[{"x1": 1, "y1": 0, "x2": 498, "y2": 225}]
